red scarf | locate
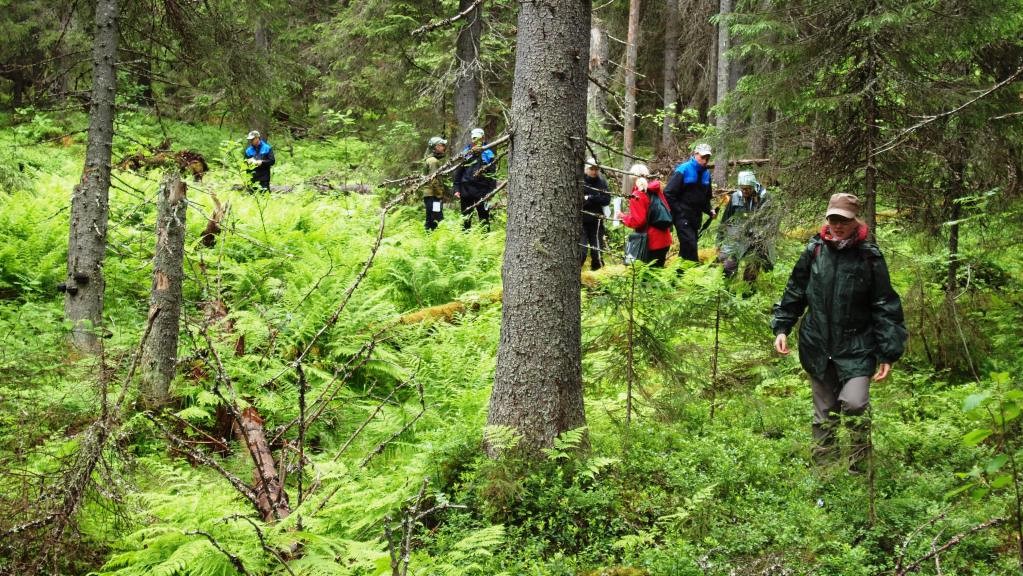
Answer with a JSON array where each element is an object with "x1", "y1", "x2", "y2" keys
[{"x1": 820, "y1": 223, "x2": 869, "y2": 249}]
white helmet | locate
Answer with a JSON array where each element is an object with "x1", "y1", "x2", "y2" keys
[
  {"x1": 470, "y1": 127, "x2": 485, "y2": 140},
  {"x1": 584, "y1": 157, "x2": 598, "y2": 169},
  {"x1": 427, "y1": 136, "x2": 447, "y2": 148},
  {"x1": 737, "y1": 170, "x2": 758, "y2": 187},
  {"x1": 629, "y1": 163, "x2": 650, "y2": 177}
]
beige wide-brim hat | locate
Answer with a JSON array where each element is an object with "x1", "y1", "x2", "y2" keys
[{"x1": 826, "y1": 193, "x2": 860, "y2": 219}]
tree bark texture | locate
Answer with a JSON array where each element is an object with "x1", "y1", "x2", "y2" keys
[
  {"x1": 487, "y1": 0, "x2": 590, "y2": 458},
  {"x1": 64, "y1": 0, "x2": 119, "y2": 353},
  {"x1": 661, "y1": 0, "x2": 680, "y2": 152},
  {"x1": 863, "y1": 43, "x2": 879, "y2": 238},
  {"x1": 587, "y1": 20, "x2": 610, "y2": 132},
  {"x1": 141, "y1": 173, "x2": 188, "y2": 410},
  {"x1": 621, "y1": 0, "x2": 641, "y2": 189},
  {"x1": 237, "y1": 407, "x2": 291, "y2": 522},
  {"x1": 712, "y1": 0, "x2": 731, "y2": 187},
  {"x1": 454, "y1": 0, "x2": 483, "y2": 151}
]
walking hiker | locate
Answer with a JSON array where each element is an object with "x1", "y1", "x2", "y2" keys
[
  {"x1": 453, "y1": 127, "x2": 496, "y2": 230},
  {"x1": 423, "y1": 136, "x2": 449, "y2": 231},
  {"x1": 244, "y1": 130, "x2": 276, "y2": 191},
  {"x1": 664, "y1": 143, "x2": 717, "y2": 263},
  {"x1": 581, "y1": 158, "x2": 611, "y2": 271},
  {"x1": 771, "y1": 193, "x2": 907, "y2": 472},
  {"x1": 621, "y1": 164, "x2": 672, "y2": 268},
  {"x1": 718, "y1": 170, "x2": 774, "y2": 282}
]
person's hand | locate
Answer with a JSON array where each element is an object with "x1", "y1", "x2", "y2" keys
[
  {"x1": 873, "y1": 363, "x2": 892, "y2": 381},
  {"x1": 454, "y1": 191, "x2": 461, "y2": 198},
  {"x1": 774, "y1": 333, "x2": 789, "y2": 355},
  {"x1": 246, "y1": 158, "x2": 259, "y2": 165},
  {"x1": 710, "y1": 209, "x2": 718, "y2": 219},
  {"x1": 471, "y1": 145, "x2": 483, "y2": 154}
]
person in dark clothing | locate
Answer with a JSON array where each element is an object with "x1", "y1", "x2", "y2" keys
[
  {"x1": 244, "y1": 130, "x2": 276, "y2": 191},
  {"x1": 664, "y1": 142, "x2": 716, "y2": 262},
  {"x1": 423, "y1": 136, "x2": 449, "y2": 231},
  {"x1": 772, "y1": 193, "x2": 907, "y2": 472},
  {"x1": 452, "y1": 127, "x2": 497, "y2": 230},
  {"x1": 580, "y1": 158, "x2": 611, "y2": 270}
]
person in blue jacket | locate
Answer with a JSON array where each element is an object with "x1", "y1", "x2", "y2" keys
[
  {"x1": 663, "y1": 143, "x2": 716, "y2": 262},
  {"x1": 453, "y1": 127, "x2": 496, "y2": 230},
  {"x1": 244, "y1": 130, "x2": 276, "y2": 191}
]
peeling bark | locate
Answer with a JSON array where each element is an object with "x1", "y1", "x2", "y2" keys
[{"x1": 141, "y1": 173, "x2": 187, "y2": 410}]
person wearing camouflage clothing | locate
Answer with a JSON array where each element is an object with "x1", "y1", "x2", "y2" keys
[{"x1": 423, "y1": 136, "x2": 449, "y2": 231}]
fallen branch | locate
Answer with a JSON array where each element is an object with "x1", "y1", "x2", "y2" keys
[
  {"x1": 411, "y1": 0, "x2": 484, "y2": 36},
  {"x1": 894, "y1": 517, "x2": 1005, "y2": 575}
]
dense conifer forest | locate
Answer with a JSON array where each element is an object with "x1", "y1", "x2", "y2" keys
[{"x1": 1, "y1": 0, "x2": 1022, "y2": 574}]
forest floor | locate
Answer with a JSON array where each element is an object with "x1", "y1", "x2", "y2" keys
[{"x1": 1, "y1": 114, "x2": 1022, "y2": 575}]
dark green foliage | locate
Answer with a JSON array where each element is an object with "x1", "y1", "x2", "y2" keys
[{"x1": 4, "y1": 86, "x2": 1023, "y2": 575}]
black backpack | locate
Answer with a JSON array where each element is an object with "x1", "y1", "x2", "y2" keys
[{"x1": 646, "y1": 192, "x2": 673, "y2": 231}]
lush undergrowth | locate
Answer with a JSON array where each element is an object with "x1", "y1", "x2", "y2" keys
[{"x1": 2, "y1": 113, "x2": 1022, "y2": 575}]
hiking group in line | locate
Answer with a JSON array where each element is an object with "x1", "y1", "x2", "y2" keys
[{"x1": 250, "y1": 127, "x2": 909, "y2": 473}]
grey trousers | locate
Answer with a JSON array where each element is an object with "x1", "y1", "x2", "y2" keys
[{"x1": 810, "y1": 362, "x2": 871, "y2": 464}]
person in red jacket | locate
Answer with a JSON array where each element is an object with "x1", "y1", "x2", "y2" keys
[{"x1": 621, "y1": 164, "x2": 673, "y2": 267}]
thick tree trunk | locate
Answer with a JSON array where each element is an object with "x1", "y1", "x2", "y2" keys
[
  {"x1": 661, "y1": 0, "x2": 680, "y2": 152},
  {"x1": 487, "y1": 0, "x2": 590, "y2": 458},
  {"x1": 141, "y1": 173, "x2": 187, "y2": 410},
  {"x1": 454, "y1": 0, "x2": 483, "y2": 151},
  {"x1": 64, "y1": 0, "x2": 119, "y2": 353},
  {"x1": 712, "y1": 0, "x2": 731, "y2": 187},
  {"x1": 237, "y1": 407, "x2": 291, "y2": 522},
  {"x1": 587, "y1": 20, "x2": 610, "y2": 132},
  {"x1": 621, "y1": 0, "x2": 641, "y2": 190}
]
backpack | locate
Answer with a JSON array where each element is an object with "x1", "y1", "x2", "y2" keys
[{"x1": 646, "y1": 192, "x2": 673, "y2": 231}]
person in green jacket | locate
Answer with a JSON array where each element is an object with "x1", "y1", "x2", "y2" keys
[
  {"x1": 771, "y1": 193, "x2": 907, "y2": 471},
  {"x1": 423, "y1": 136, "x2": 449, "y2": 230}
]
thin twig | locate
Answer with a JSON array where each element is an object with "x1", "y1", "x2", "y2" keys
[{"x1": 185, "y1": 530, "x2": 251, "y2": 575}]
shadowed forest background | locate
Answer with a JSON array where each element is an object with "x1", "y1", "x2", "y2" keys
[{"x1": 1, "y1": 0, "x2": 1023, "y2": 574}]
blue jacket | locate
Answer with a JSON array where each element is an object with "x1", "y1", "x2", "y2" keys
[
  {"x1": 453, "y1": 145, "x2": 496, "y2": 198},
  {"x1": 664, "y1": 156, "x2": 713, "y2": 215},
  {"x1": 244, "y1": 141, "x2": 276, "y2": 181}
]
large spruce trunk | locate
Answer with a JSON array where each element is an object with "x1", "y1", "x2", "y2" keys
[
  {"x1": 487, "y1": 0, "x2": 590, "y2": 457},
  {"x1": 454, "y1": 0, "x2": 483, "y2": 150},
  {"x1": 64, "y1": 0, "x2": 119, "y2": 353},
  {"x1": 141, "y1": 173, "x2": 188, "y2": 410}
]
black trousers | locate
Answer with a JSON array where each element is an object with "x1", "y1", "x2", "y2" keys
[
  {"x1": 643, "y1": 247, "x2": 668, "y2": 268},
  {"x1": 424, "y1": 196, "x2": 444, "y2": 230},
  {"x1": 667, "y1": 198, "x2": 700, "y2": 262},
  {"x1": 580, "y1": 215, "x2": 603, "y2": 270},
  {"x1": 460, "y1": 193, "x2": 491, "y2": 230},
  {"x1": 251, "y1": 177, "x2": 270, "y2": 192}
]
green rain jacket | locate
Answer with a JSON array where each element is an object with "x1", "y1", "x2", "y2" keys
[{"x1": 771, "y1": 232, "x2": 907, "y2": 382}]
